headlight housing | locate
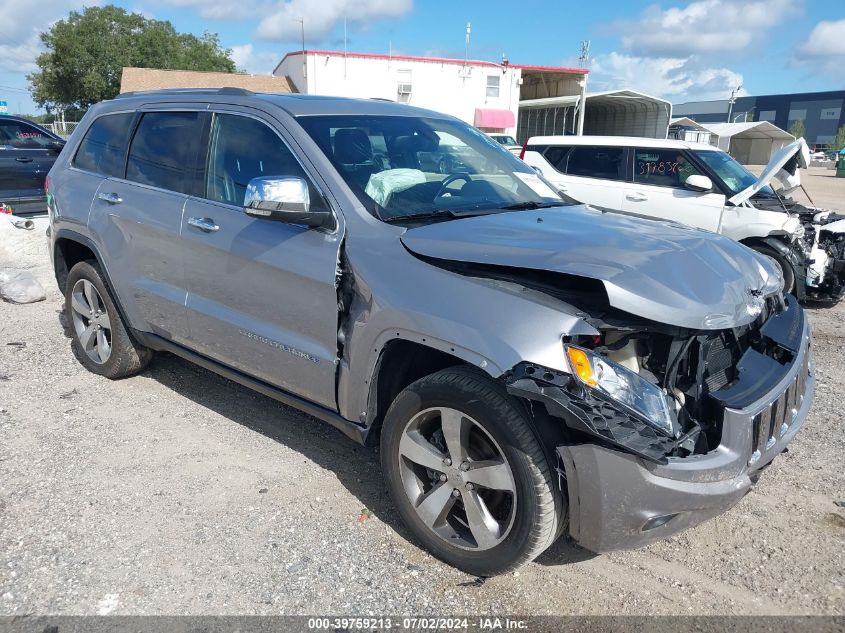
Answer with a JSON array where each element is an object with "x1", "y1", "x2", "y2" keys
[{"x1": 565, "y1": 345, "x2": 677, "y2": 437}]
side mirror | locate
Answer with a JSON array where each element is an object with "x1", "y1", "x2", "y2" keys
[
  {"x1": 244, "y1": 176, "x2": 331, "y2": 228},
  {"x1": 532, "y1": 166, "x2": 543, "y2": 176},
  {"x1": 684, "y1": 174, "x2": 713, "y2": 192},
  {"x1": 48, "y1": 140, "x2": 65, "y2": 153}
]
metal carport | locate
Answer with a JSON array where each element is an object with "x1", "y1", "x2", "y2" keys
[
  {"x1": 516, "y1": 89, "x2": 672, "y2": 142},
  {"x1": 700, "y1": 121, "x2": 794, "y2": 164},
  {"x1": 582, "y1": 90, "x2": 672, "y2": 139},
  {"x1": 668, "y1": 117, "x2": 712, "y2": 144},
  {"x1": 516, "y1": 95, "x2": 580, "y2": 142}
]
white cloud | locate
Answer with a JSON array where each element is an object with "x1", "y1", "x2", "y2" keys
[
  {"x1": 0, "y1": 37, "x2": 41, "y2": 73},
  {"x1": 147, "y1": 0, "x2": 266, "y2": 20},
  {"x1": 256, "y1": 0, "x2": 412, "y2": 42},
  {"x1": 614, "y1": 0, "x2": 794, "y2": 56},
  {"x1": 0, "y1": 0, "x2": 93, "y2": 73},
  {"x1": 231, "y1": 44, "x2": 280, "y2": 74},
  {"x1": 797, "y1": 19, "x2": 845, "y2": 56},
  {"x1": 794, "y1": 19, "x2": 845, "y2": 79},
  {"x1": 588, "y1": 52, "x2": 747, "y2": 102}
]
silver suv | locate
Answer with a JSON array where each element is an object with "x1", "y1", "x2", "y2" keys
[{"x1": 47, "y1": 89, "x2": 814, "y2": 576}]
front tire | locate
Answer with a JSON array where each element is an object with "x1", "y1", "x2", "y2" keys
[
  {"x1": 380, "y1": 366, "x2": 563, "y2": 576},
  {"x1": 65, "y1": 260, "x2": 152, "y2": 379},
  {"x1": 752, "y1": 245, "x2": 796, "y2": 295}
]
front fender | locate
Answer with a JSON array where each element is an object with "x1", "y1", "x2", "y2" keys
[
  {"x1": 719, "y1": 205, "x2": 800, "y2": 242},
  {"x1": 336, "y1": 238, "x2": 598, "y2": 423}
]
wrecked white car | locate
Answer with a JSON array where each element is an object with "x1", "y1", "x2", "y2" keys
[{"x1": 522, "y1": 136, "x2": 845, "y2": 302}]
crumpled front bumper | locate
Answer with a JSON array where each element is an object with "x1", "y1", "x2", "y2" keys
[{"x1": 559, "y1": 317, "x2": 813, "y2": 553}]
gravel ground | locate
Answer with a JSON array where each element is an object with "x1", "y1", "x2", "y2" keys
[{"x1": 1, "y1": 170, "x2": 843, "y2": 616}]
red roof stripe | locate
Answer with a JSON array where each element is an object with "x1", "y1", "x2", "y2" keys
[{"x1": 278, "y1": 50, "x2": 588, "y2": 75}]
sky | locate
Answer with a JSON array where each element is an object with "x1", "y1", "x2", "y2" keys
[{"x1": 1, "y1": 0, "x2": 843, "y2": 114}]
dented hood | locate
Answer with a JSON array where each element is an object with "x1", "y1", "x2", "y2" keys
[
  {"x1": 729, "y1": 138, "x2": 810, "y2": 205},
  {"x1": 401, "y1": 206, "x2": 781, "y2": 330}
]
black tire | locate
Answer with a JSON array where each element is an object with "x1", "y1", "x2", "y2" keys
[
  {"x1": 380, "y1": 366, "x2": 564, "y2": 576},
  {"x1": 751, "y1": 245, "x2": 796, "y2": 295},
  {"x1": 438, "y1": 158, "x2": 450, "y2": 174},
  {"x1": 64, "y1": 260, "x2": 152, "y2": 379}
]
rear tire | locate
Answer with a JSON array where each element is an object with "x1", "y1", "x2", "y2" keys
[
  {"x1": 65, "y1": 260, "x2": 152, "y2": 379},
  {"x1": 380, "y1": 366, "x2": 563, "y2": 576},
  {"x1": 751, "y1": 245, "x2": 796, "y2": 295}
]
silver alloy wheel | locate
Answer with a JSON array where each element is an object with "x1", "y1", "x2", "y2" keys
[
  {"x1": 398, "y1": 407, "x2": 517, "y2": 551},
  {"x1": 70, "y1": 279, "x2": 112, "y2": 364}
]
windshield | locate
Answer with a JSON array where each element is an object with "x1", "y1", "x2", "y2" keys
[
  {"x1": 691, "y1": 149, "x2": 775, "y2": 198},
  {"x1": 297, "y1": 115, "x2": 566, "y2": 222}
]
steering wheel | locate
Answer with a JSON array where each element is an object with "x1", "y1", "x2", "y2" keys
[{"x1": 435, "y1": 173, "x2": 472, "y2": 199}]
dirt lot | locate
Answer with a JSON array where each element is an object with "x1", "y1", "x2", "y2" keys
[{"x1": 1, "y1": 169, "x2": 843, "y2": 616}]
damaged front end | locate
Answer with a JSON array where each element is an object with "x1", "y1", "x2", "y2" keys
[
  {"x1": 754, "y1": 195, "x2": 845, "y2": 302},
  {"x1": 505, "y1": 293, "x2": 814, "y2": 552}
]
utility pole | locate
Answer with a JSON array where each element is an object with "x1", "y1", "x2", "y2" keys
[
  {"x1": 296, "y1": 18, "x2": 306, "y2": 87},
  {"x1": 465, "y1": 22, "x2": 471, "y2": 71},
  {"x1": 576, "y1": 40, "x2": 590, "y2": 136},
  {"x1": 726, "y1": 84, "x2": 742, "y2": 123}
]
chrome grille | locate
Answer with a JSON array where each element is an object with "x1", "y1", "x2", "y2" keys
[{"x1": 750, "y1": 349, "x2": 810, "y2": 463}]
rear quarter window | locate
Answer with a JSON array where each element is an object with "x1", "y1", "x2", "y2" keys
[
  {"x1": 126, "y1": 111, "x2": 203, "y2": 194},
  {"x1": 73, "y1": 112, "x2": 135, "y2": 177}
]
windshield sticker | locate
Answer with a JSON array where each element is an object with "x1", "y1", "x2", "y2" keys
[{"x1": 514, "y1": 172, "x2": 559, "y2": 198}]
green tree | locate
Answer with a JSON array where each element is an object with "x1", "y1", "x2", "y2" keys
[
  {"x1": 788, "y1": 119, "x2": 806, "y2": 140},
  {"x1": 28, "y1": 5, "x2": 236, "y2": 112},
  {"x1": 833, "y1": 125, "x2": 845, "y2": 151}
]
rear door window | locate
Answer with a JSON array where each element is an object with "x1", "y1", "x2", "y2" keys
[
  {"x1": 565, "y1": 146, "x2": 626, "y2": 180},
  {"x1": 634, "y1": 148, "x2": 702, "y2": 188},
  {"x1": 0, "y1": 119, "x2": 54, "y2": 149},
  {"x1": 542, "y1": 146, "x2": 572, "y2": 172},
  {"x1": 73, "y1": 113, "x2": 135, "y2": 177},
  {"x1": 126, "y1": 111, "x2": 203, "y2": 194}
]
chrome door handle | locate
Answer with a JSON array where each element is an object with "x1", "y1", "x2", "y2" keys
[
  {"x1": 97, "y1": 192, "x2": 122, "y2": 204},
  {"x1": 187, "y1": 217, "x2": 220, "y2": 233},
  {"x1": 15, "y1": 157, "x2": 33, "y2": 163},
  {"x1": 626, "y1": 193, "x2": 648, "y2": 202}
]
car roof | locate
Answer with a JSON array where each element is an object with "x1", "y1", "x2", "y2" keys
[
  {"x1": 102, "y1": 88, "x2": 457, "y2": 120},
  {"x1": 526, "y1": 135, "x2": 718, "y2": 152}
]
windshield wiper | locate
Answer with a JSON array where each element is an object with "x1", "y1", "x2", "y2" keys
[
  {"x1": 383, "y1": 201, "x2": 568, "y2": 223},
  {"x1": 382, "y1": 209, "x2": 461, "y2": 223},
  {"x1": 496, "y1": 201, "x2": 568, "y2": 211}
]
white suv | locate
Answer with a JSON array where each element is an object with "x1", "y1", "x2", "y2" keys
[{"x1": 521, "y1": 136, "x2": 845, "y2": 302}]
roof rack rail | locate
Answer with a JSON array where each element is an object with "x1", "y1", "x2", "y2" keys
[{"x1": 115, "y1": 87, "x2": 255, "y2": 99}]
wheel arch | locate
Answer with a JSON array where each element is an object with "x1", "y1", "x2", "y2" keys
[
  {"x1": 361, "y1": 338, "x2": 568, "y2": 470},
  {"x1": 363, "y1": 339, "x2": 471, "y2": 444},
  {"x1": 52, "y1": 229, "x2": 141, "y2": 342},
  {"x1": 740, "y1": 235, "x2": 805, "y2": 299}
]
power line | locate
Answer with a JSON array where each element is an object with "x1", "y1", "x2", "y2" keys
[{"x1": 0, "y1": 85, "x2": 32, "y2": 94}]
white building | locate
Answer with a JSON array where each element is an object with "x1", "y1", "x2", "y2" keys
[
  {"x1": 273, "y1": 50, "x2": 589, "y2": 138},
  {"x1": 274, "y1": 50, "x2": 671, "y2": 140}
]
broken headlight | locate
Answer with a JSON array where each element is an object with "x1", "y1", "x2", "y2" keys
[{"x1": 565, "y1": 346, "x2": 677, "y2": 437}]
